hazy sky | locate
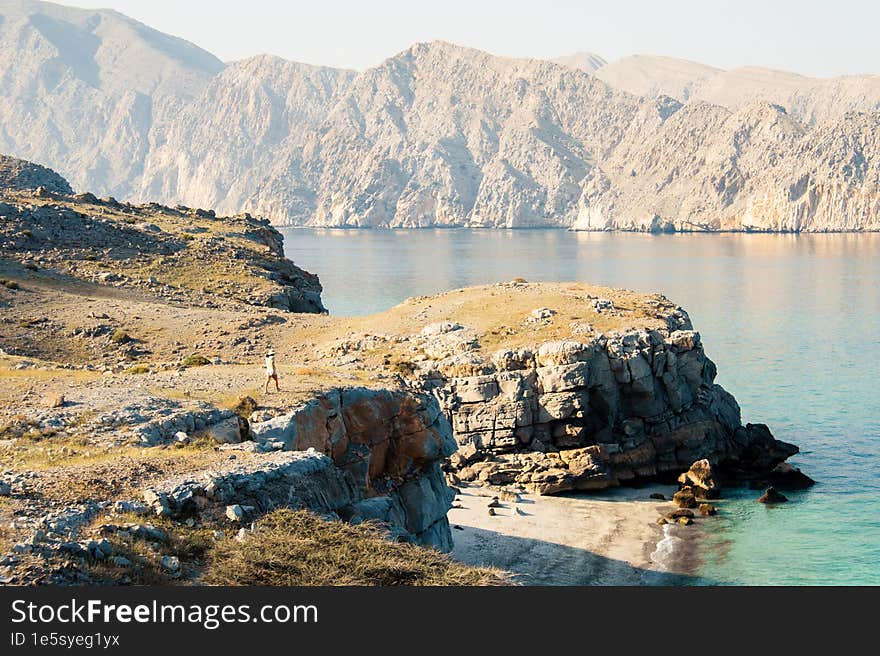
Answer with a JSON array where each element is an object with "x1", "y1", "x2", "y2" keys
[{"x1": 64, "y1": 0, "x2": 878, "y2": 77}]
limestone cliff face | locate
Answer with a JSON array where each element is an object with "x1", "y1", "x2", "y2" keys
[
  {"x1": 3, "y1": 2, "x2": 878, "y2": 231},
  {"x1": 247, "y1": 388, "x2": 458, "y2": 550},
  {"x1": 0, "y1": 0, "x2": 224, "y2": 198},
  {"x1": 416, "y1": 322, "x2": 796, "y2": 494}
]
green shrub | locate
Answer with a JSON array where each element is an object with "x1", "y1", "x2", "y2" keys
[
  {"x1": 181, "y1": 353, "x2": 211, "y2": 368},
  {"x1": 110, "y1": 329, "x2": 131, "y2": 344}
]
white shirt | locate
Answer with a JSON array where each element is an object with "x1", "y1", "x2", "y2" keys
[{"x1": 265, "y1": 355, "x2": 276, "y2": 376}]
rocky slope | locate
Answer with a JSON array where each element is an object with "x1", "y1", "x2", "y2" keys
[
  {"x1": 586, "y1": 54, "x2": 880, "y2": 127},
  {"x1": 0, "y1": 154, "x2": 72, "y2": 194},
  {"x1": 1, "y1": 1, "x2": 877, "y2": 231},
  {"x1": 0, "y1": 0, "x2": 224, "y2": 197},
  {"x1": 0, "y1": 155, "x2": 325, "y2": 313}
]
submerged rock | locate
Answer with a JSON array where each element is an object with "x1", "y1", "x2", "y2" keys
[
  {"x1": 758, "y1": 487, "x2": 789, "y2": 504},
  {"x1": 767, "y1": 462, "x2": 816, "y2": 490}
]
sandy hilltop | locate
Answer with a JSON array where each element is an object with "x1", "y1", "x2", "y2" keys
[
  {"x1": 1, "y1": 0, "x2": 880, "y2": 232},
  {"x1": 0, "y1": 157, "x2": 813, "y2": 585}
]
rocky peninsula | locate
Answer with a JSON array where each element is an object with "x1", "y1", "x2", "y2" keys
[{"x1": 0, "y1": 157, "x2": 808, "y2": 585}]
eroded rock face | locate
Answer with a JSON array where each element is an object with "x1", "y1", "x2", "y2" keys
[
  {"x1": 242, "y1": 388, "x2": 458, "y2": 550},
  {"x1": 424, "y1": 330, "x2": 797, "y2": 494}
]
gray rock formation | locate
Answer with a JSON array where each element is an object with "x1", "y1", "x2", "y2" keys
[
  {"x1": 417, "y1": 324, "x2": 797, "y2": 494},
  {"x1": 243, "y1": 387, "x2": 458, "y2": 550}
]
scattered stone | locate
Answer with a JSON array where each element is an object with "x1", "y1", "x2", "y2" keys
[
  {"x1": 676, "y1": 516, "x2": 692, "y2": 526},
  {"x1": 112, "y1": 556, "x2": 132, "y2": 568},
  {"x1": 758, "y1": 487, "x2": 789, "y2": 504},
  {"x1": 0, "y1": 482, "x2": 11, "y2": 497},
  {"x1": 530, "y1": 307, "x2": 556, "y2": 320},
  {"x1": 160, "y1": 555, "x2": 180, "y2": 573},
  {"x1": 487, "y1": 507, "x2": 496, "y2": 516},
  {"x1": 656, "y1": 517, "x2": 669, "y2": 525},
  {"x1": 649, "y1": 492, "x2": 666, "y2": 500},
  {"x1": 486, "y1": 497, "x2": 501, "y2": 508},
  {"x1": 666, "y1": 508, "x2": 695, "y2": 520},
  {"x1": 225, "y1": 504, "x2": 246, "y2": 522},
  {"x1": 45, "y1": 394, "x2": 65, "y2": 408}
]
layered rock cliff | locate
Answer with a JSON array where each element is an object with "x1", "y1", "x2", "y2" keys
[{"x1": 424, "y1": 329, "x2": 794, "y2": 493}]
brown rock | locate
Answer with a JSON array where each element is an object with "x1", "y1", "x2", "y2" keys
[
  {"x1": 45, "y1": 394, "x2": 65, "y2": 408},
  {"x1": 649, "y1": 492, "x2": 666, "y2": 500},
  {"x1": 758, "y1": 487, "x2": 788, "y2": 504},
  {"x1": 672, "y1": 486, "x2": 697, "y2": 509},
  {"x1": 666, "y1": 508, "x2": 695, "y2": 520},
  {"x1": 676, "y1": 516, "x2": 692, "y2": 526},
  {"x1": 678, "y1": 459, "x2": 720, "y2": 499},
  {"x1": 699, "y1": 503, "x2": 718, "y2": 516},
  {"x1": 656, "y1": 517, "x2": 668, "y2": 525}
]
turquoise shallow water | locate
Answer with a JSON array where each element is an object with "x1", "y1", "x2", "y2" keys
[{"x1": 282, "y1": 229, "x2": 880, "y2": 585}]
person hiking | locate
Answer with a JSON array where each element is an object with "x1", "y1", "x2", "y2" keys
[{"x1": 264, "y1": 349, "x2": 280, "y2": 393}]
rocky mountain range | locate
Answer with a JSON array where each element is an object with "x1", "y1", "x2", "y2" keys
[{"x1": 1, "y1": 0, "x2": 878, "y2": 231}]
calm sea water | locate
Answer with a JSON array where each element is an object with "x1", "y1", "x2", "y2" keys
[{"x1": 282, "y1": 228, "x2": 880, "y2": 585}]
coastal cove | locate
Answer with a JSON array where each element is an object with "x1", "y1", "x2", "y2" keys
[{"x1": 284, "y1": 228, "x2": 880, "y2": 585}]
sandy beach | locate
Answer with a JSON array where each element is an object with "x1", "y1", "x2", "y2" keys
[{"x1": 450, "y1": 482, "x2": 706, "y2": 585}]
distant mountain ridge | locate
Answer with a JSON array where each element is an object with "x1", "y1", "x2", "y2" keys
[{"x1": 1, "y1": 0, "x2": 878, "y2": 231}]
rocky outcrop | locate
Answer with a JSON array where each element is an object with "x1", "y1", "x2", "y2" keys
[
  {"x1": 233, "y1": 388, "x2": 460, "y2": 550},
  {"x1": 0, "y1": 154, "x2": 73, "y2": 194},
  {"x1": 419, "y1": 328, "x2": 797, "y2": 495},
  {"x1": 0, "y1": 184, "x2": 325, "y2": 314}
]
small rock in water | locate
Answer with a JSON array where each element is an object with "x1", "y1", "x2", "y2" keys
[
  {"x1": 666, "y1": 508, "x2": 695, "y2": 520},
  {"x1": 758, "y1": 487, "x2": 789, "y2": 504},
  {"x1": 649, "y1": 493, "x2": 666, "y2": 500},
  {"x1": 699, "y1": 503, "x2": 718, "y2": 516},
  {"x1": 676, "y1": 516, "x2": 692, "y2": 526}
]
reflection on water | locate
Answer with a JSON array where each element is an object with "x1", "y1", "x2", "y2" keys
[{"x1": 283, "y1": 228, "x2": 880, "y2": 585}]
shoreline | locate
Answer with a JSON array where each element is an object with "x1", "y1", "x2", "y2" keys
[
  {"x1": 449, "y1": 482, "x2": 709, "y2": 586},
  {"x1": 276, "y1": 225, "x2": 880, "y2": 235}
]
